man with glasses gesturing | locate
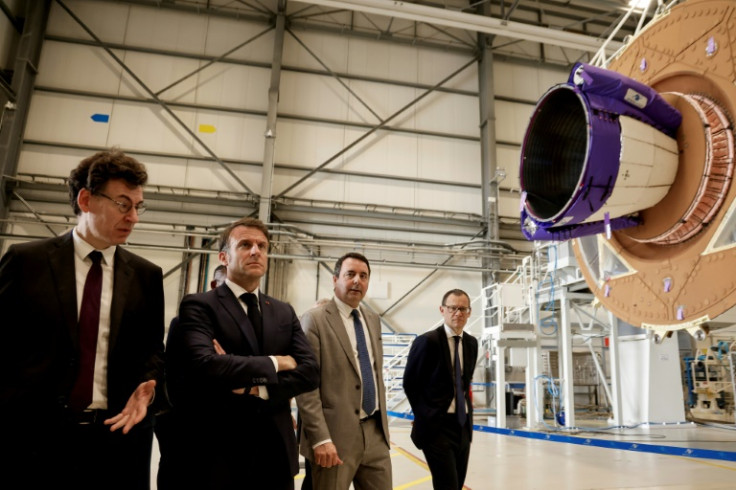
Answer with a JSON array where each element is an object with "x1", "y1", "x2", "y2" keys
[
  {"x1": 0, "y1": 149, "x2": 165, "y2": 490},
  {"x1": 403, "y1": 289, "x2": 478, "y2": 490}
]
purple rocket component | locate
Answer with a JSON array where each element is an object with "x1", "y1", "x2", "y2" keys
[
  {"x1": 570, "y1": 63, "x2": 681, "y2": 137},
  {"x1": 604, "y1": 212, "x2": 611, "y2": 239},
  {"x1": 706, "y1": 36, "x2": 717, "y2": 57},
  {"x1": 604, "y1": 284, "x2": 611, "y2": 297},
  {"x1": 520, "y1": 209, "x2": 639, "y2": 241},
  {"x1": 520, "y1": 190, "x2": 527, "y2": 212},
  {"x1": 677, "y1": 305, "x2": 685, "y2": 321},
  {"x1": 519, "y1": 63, "x2": 682, "y2": 242},
  {"x1": 521, "y1": 84, "x2": 621, "y2": 226},
  {"x1": 640, "y1": 58, "x2": 648, "y2": 72},
  {"x1": 664, "y1": 277, "x2": 672, "y2": 293}
]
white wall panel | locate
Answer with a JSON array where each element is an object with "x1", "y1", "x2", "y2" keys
[
  {"x1": 346, "y1": 82, "x2": 416, "y2": 127},
  {"x1": 282, "y1": 30, "x2": 349, "y2": 72},
  {"x1": 280, "y1": 71, "x2": 350, "y2": 120},
  {"x1": 495, "y1": 99, "x2": 533, "y2": 145},
  {"x1": 335, "y1": 131, "x2": 419, "y2": 177},
  {"x1": 192, "y1": 109, "x2": 265, "y2": 162},
  {"x1": 417, "y1": 137, "x2": 479, "y2": 182},
  {"x1": 274, "y1": 119, "x2": 348, "y2": 170},
  {"x1": 494, "y1": 60, "x2": 567, "y2": 100},
  {"x1": 47, "y1": 1, "x2": 130, "y2": 43},
  {"x1": 417, "y1": 50, "x2": 477, "y2": 92},
  {"x1": 124, "y1": 6, "x2": 208, "y2": 54},
  {"x1": 497, "y1": 145, "x2": 521, "y2": 190},
  {"x1": 36, "y1": 42, "x2": 124, "y2": 93},
  {"x1": 413, "y1": 91, "x2": 478, "y2": 136},
  {"x1": 204, "y1": 17, "x2": 275, "y2": 63},
  {"x1": 414, "y1": 182, "x2": 480, "y2": 215},
  {"x1": 104, "y1": 100, "x2": 195, "y2": 154},
  {"x1": 24, "y1": 92, "x2": 113, "y2": 147},
  {"x1": 117, "y1": 51, "x2": 200, "y2": 103},
  {"x1": 17, "y1": 145, "x2": 88, "y2": 178},
  {"x1": 194, "y1": 63, "x2": 271, "y2": 111}
]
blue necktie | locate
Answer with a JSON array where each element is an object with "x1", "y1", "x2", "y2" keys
[
  {"x1": 454, "y1": 335, "x2": 467, "y2": 426},
  {"x1": 352, "y1": 309, "x2": 376, "y2": 416}
]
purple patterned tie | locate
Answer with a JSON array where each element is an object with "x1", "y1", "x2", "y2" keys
[
  {"x1": 454, "y1": 335, "x2": 466, "y2": 426},
  {"x1": 69, "y1": 251, "x2": 103, "y2": 411}
]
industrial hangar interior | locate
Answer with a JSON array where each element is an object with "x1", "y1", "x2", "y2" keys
[{"x1": 2, "y1": 0, "x2": 736, "y2": 488}]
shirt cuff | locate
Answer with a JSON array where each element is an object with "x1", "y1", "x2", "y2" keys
[{"x1": 312, "y1": 439, "x2": 332, "y2": 449}]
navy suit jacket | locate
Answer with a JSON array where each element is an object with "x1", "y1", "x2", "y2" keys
[
  {"x1": 403, "y1": 325, "x2": 478, "y2": 449},
  {"x1": 166, "y1": 285, "x2": 319, "y2": 479},
  {"x1": 0, "y1": 232, "x2": 165, "y2": 420}
]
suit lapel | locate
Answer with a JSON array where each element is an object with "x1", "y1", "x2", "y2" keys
[
  {"x1": 436, "y1": 326, "x2": 453, "y2": 376},
  {"x1": 217, "y1": 286, "x2": 260, "y2": 354},
  {"x1": 109, "y1": 248, "x2": 133, "y2": 352},
  {"x1": 325, "y1": 302, "x2": 361, "y2": 377},
  {"x1": 361, "y1": 307, "x2": 382, "y2": 371},
  {"x1": 259, "y1": 293, "x2": 274, "y2": 353},
  {"x1": 48, "y1": 233, "x2": 78, "y2": 343}
]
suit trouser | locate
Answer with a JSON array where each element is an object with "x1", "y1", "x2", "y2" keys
[
  {"x1": 310, "y1": 414, "x2": 392, "y2": 490},
  {"x1": 422, "y1": 414, "x2": 471, "y2": 490},
  {"x1": 4, "y1": 411, "x2": 153, "y2": 490}
]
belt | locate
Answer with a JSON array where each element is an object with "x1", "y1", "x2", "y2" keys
[
  {"x1": 68, "y1": 409, "x2": 110, "y2": 425},
  {"x1": 360, "y1": 411, "x2": 379, "y2": 423}
]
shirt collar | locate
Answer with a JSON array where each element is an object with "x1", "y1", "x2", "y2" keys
[
  {"x1": 333, "y1": 295, "x2": 358, "y2": 318},
  {"x1": 444, "y1": 324, "x2": 464, "y2": 339},
  {"x1": 226, "y1": 278, "x2": 259, "y2": 299},
  {"x1": 72, "y1": 228, "x2": 115, "y2": 265}
]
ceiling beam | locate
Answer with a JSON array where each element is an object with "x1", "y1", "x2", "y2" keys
[{"x1": 293, "y1": 0, "x2": 623, "y2": 53}]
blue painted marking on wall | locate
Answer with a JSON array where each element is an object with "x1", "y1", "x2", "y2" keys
[
  {"x1": 387, "y1": 410, "x2": 736, "y2": 462},
  {"x1": 91, "y1": 114, "x2": 110, "y2": 123}
]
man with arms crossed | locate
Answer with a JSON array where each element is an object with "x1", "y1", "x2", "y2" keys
[
  {"x1": 403, "y1": 289, "x2": 479, "y2": 490},
  {"x1": 166, "y1": 217, "x2": 319, "y2": 489},
  {"x1": 0, "y1": 149, "x2": 165, "y2": 490},
  {"x1": 297, "y1": 252, "x2": 392, "y2": 490}
]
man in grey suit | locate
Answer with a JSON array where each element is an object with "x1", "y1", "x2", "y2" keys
[{"x1": 297, "y1": 252, "x2": 393, "y2": 490}]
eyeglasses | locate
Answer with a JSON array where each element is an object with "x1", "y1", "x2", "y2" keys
[
  {"x1": 97, "y1": 192, "x2": 147, "y2": 215},
  {"x1": 443, "y1": 305, "x2": 471, "y2": 314}
]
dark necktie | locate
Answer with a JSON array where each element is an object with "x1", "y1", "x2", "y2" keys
[
  {"x1": 69, "y1": 251, "x2": 103, "y2": 412},
  {"x1": 454, "y1": 335, "x2": 467, "y2": 426},
  {"x1": 352, "y1": 309, "x2": 376, "y2": 416},
  {"x1": 241, "y1": 293, "x2": 263, "y2": 350}
]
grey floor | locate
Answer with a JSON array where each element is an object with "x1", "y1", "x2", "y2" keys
[{"x1": 152, "y1": 416, "x2": 736, "y2": 489}]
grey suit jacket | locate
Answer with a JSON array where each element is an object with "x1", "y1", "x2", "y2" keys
[{"x1": 296, "y1": 299, "x2": 391, "y2": 461}]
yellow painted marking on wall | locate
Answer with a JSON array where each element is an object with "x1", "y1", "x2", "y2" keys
[{"x1": 198, "y1": 124, "x2": 216, "y2": 133}]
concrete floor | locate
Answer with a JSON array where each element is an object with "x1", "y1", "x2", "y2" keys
[{"x1": 152, "y1": 416, "x2": 736, "y2": 489}]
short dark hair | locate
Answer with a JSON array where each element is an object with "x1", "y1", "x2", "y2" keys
[
  {"x1": 333, "y1": 252, "x2": 371, "y2": 277},
  {"x1": 219, "y1": 217, "x2": 270, "y2": 252},
  {"x1": 213, "y1": 264, "x2": 226, "y2": 275},
  {"x1": 442, "y1": 289, "x2": 470, "y2": 305},
  {"x1": 68, "y1": 149, "x2": 148, "y2": 215}
]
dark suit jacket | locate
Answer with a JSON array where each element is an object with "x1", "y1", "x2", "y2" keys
[
  {"x1": 403, "y1": 325, "x2": 478, "y2": 449},
  {"x1": 165, "y1": 285, "x2": 319, "y2": 482},
  {"x1": 0, "y1": 232, "x2": 165, "y2": 423}
]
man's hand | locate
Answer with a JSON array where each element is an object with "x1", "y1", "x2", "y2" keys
[
  {"x1": 313, "y1": 442, "x2": 343, "y2": 468},
  {"x1": 213, "y1": 339, "x2": 246, "y2": 395},
  {"x1": 104, "y1": 379, "x2": 156, "y2": 434},
  {"x1": 275, "y1": 355, "x2": 296, "y2": 371}
]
